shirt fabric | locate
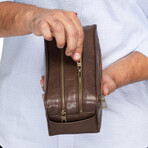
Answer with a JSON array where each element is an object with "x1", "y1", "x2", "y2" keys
[{"x1": 0, "y1": 0, "x2": 148, "y2": 148}]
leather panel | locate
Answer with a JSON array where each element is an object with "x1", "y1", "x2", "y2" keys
[{"x1": 44, "y1": 25, "x2": 102, "y2": 136}]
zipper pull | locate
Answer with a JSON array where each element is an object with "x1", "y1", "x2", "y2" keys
[
  {"x1": 77, "y1": 59, "x2": 83, "y2": 113},
  {"x1": 100, "y1": 95, "x2": 107, "y2": 109},
  {"x1": 77, "y1": 60, "x2": 82, "y2": 72},
  {"x1": 61, "y1": 109, "x2": 67, "y2": 122}
]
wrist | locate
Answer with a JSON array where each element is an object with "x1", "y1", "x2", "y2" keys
[
  {"x1": 102, "y1": 52, "x2": 136, "y2": 92},
  {"x1": 26, "y1": 6, "x2": 41, "y2": 34}
]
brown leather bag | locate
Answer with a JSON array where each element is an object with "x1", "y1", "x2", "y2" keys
[{"x1": 44, "y1": 25, "x2": 106, "y2": 136}]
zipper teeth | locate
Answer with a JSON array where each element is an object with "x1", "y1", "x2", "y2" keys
[
  {"x1": 61, "y1": 49, "x2": 65, "y2": 110},
  {"x1": 78, "y1": 70, "x2": 83, "y2": 113},
  {"x1": 61, "y1": 49, "x2": 66, "y2": 122},
  {"x1": 61, "y1": 50, "x2": 83, "y2": 122},
  {"x1": 77, "y1": 60, "x2": 83, "y2": 113}
]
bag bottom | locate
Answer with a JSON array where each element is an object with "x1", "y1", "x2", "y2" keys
[{"x1": 48, "y1": 115, "x2": 100, "y2": 136}]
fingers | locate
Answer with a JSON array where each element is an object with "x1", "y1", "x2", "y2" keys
[
  {"x1": 39, "y1": 21, "x2": 53, "y2": 41},
  {"x1": 102, "y1": 83, "x2": 109, "y2": 96},
  {"x1": 40, "y1": 76, "x2": 45, "y2": 100},
  {"x1": 40, "y1": 75, "x2": 45, "y2": 92},
  {"x1": 66, "y1": 12, "x2": 84, "y2": 61},
  {"x1": 42, "y1": 94, "x2": 45, "y2": 100},
  {"x1": 102, "y1": 71, "x2": 117, "y2": 96},
  {"x1": 52, "y1": 11, "x2": 80, "y2": 61},
  {"x1": 102, "y1": 74, "x2": 109, "y2": 96},
  {"x1": 46, "y1": 18, "x2": 66, "y2": 48},
  {"x1": 31, "y1": 9, "x2": 84, "y2": 61},
  {"x1": 63, "y1": 19, "x2": 78, "y2": 58}
]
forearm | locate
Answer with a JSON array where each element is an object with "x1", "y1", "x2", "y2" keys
[
  {"x1": 0, "y1": 2, "x2": 84, "y2": 61},
  {"x1": 103, "y1": 51, "x2": 148, "y2": 89},
  {"x1": 0, "y1": 2, "x2": 39, "y2": 37}
]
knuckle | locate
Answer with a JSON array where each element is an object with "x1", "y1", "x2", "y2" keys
[
  {"x1": 67, "y1": 48, "x2": 75, "y2": 53},
  {"x1": 79, "y1": 30, "x2": 84, "y2": 40},
  {"x1": 39, "y1": 21, "x2": 48, "y2": 30},
  {"x1": 55, "y1": 10, "x2": 65, "y2": 18},
  {"x1": 46, "y1": 35, "x2": 53, "y2": 41},
  {"x1": 45, "y1": 13, "x2": 52, "y2": 20},
  {"x1": 34, "y1": 32, "x2": 42, "y2": 37},
  {"x1": 68, "y1": 43, "x2": 77, "y2": 51},
  {"x1": 54, "y1": 23, "x2": 63, "y2": 32},
  {"x1": 69, "y1": 28, "x2": 78, "y2": 37},
  {"x1": 39, "y1": 22, "x2": 43, "y2": 28}
]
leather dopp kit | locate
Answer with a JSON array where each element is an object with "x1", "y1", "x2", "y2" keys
[{"x1": 44, "y1": 25, "x2": 107, "y2": 136}]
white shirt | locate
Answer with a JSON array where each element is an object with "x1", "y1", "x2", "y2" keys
[{"x1": 0, "y1": 0, "x2": 148, "y2": 148}]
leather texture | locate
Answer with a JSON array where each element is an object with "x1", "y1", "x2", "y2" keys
[{"x1": 44, "y1": 25, "x2": 102, "y2": 136}]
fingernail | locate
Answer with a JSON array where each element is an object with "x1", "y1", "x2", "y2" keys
[
  {"x1": 106, "y1": 89, "x2": 109, "y2": 95},
  {"x1": 74, "y1": 53, "x2": 81, "y2": 60},
  {"x1": 66, "y1": 52, "x2": 73, "y2": 56},
  {"x1": 40, "y1": 80, "x2": 43, "y2": 88},
  {"x1": 58, "y1": 45, "x2": 63, "y2": 49},
  {"x1": 42, "y1": 94, "x2": 45, "y2": 100}
]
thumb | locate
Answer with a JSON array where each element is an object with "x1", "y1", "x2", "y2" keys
[
  {"x1": 102, "y1": 71, "x2": 116, "y2": 96},
  {"x1": 102, "y1": 84, "x2": 109, "y2": 96}
]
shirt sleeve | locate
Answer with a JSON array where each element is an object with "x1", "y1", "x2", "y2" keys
[
  {"x1": 137, "y1": 0, "x2": 148, "y2": 18},
  {"x1": 134, "y1": 37, "x2": 148, "y2": 57},
  {"x1": 133, "y1": 1, "x2": 148, "y2": 57}
]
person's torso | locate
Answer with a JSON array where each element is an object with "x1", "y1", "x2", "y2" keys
[{"x1": 0, "y1": 1, "x2": 148, "y2": 148}]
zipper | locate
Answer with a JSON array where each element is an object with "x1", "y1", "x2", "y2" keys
[
  {"x1": 99, "y1": 73, "x2": 107, "y2": 109},
  {"x1": 61, "y1": 49, "x2": 67, "y2": 122},
  {"x1": 60, "y1": 51, "x2": 83, "y2": 122},
  {"x1": 60, "y1": 49, "x2": 105, "y2": 122},
  {"x1": 77, "y1": 59, "x2": 83, "y2": 113},
  {"x1": 100, "y1": 95, "x2": 107, "y2": 109},
  {"x1": 99, "y1": 45, "x2": 107, "y2": 109}
]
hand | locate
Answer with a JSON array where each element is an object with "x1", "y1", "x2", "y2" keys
[
  {"x1": 31, "y1": 9, "x2": 84, "y2": 61},
  {"x1": 40, "y1": 52, "x2": 148, "y2": 98},
  {"x1": 101, "y1": 51, "x2": 148, "y2": 96},
  {"x1": 40, "y1": 75, "x2": 45, "y2": 100},
  {"x1": 40, "y1": 52, "x2": 148, "y2": 100}
]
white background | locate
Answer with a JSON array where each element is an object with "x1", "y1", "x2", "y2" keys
[{"x1": 0, "y1": 38, "x2": 3, "y2": 61}]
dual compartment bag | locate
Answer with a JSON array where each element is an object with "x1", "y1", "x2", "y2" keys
[{"x1": 44, "y1": 25, "x2": 107, "y2": 136}]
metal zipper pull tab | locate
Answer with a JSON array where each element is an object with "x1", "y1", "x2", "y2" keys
[
  {"x1": 77, "y1": 60, "x2": 82, "y2": 72},
  {"x1": 77, "y1": 59, "x2": 83, "y2": 113},
  {"x1": 61, "y1": 109, "x2": 67, "y2": 122},
  {"x1": 100, "y1": 95, "x2": 107, "y2": 109}
]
